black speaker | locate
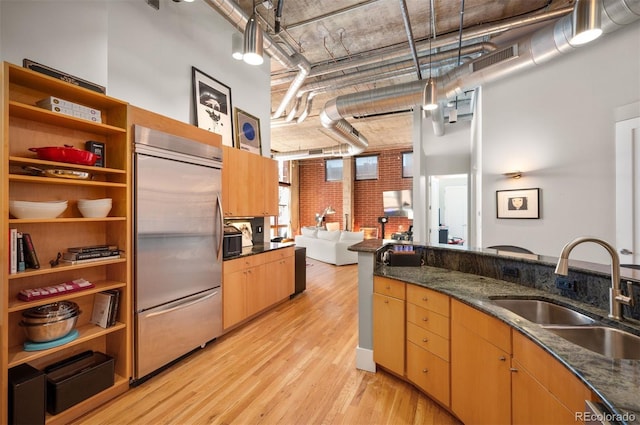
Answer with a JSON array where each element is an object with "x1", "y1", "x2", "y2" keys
[{"x1": 8, "y1": 364, "x2": 46, "y2": 425}]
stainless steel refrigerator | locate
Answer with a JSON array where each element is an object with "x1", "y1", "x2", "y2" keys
[{"x1": 133, "y1": 125, "x2": 223, "y2": 381}]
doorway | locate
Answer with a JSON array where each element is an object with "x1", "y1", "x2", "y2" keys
[{"x1": 429, "y1": 174, "x2": 468, "y2": 245}]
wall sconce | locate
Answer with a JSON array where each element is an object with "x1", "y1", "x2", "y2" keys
[
  {"x1": 503, "y1": 171, "x2": 522, "y2": 179},
  {"x1": 231, "y1": 32, "x2": 244, "y2": 60},
  {"x1": 571, "y1": 0, "x2": 602, "y2": 45}
]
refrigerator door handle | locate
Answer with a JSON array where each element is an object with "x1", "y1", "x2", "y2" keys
[
  {"x1": 216, "y1": 193, "x2": 223, "y2": 261},
  {"x1": 145, "y1": 290, "x2": 219, "y2": 318}
]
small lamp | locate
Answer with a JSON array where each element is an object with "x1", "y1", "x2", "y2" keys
[
  {"x1": 571, "y1": 0, "x2": 602, "y2": 45},
  {"x1": 243, "y1": 10, "x2": 264, "y2": 66},
  {"x1": 315, "y1": 206, "x2": 336, "y2": 227},
  {"x1": 232, "y1": 32, "x2": 244, "y2": 60}
]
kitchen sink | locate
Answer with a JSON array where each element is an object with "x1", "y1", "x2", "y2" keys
[
  {"x1": 545, "y1": 326, "x2": 640, "y2": 360},
  {"x1": 491, "y1": 298, "x2": 597, "y2": 326}
]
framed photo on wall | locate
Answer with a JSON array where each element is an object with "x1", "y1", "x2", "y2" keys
[
  {"x1": 192, "y1": 66, "x2": 234, "y2": 147},
  {"x1": 496, "y1": 188, "x2": 540, "y2": 219},
  {"x1": 234, "y1": 108, "x2": 261, "y2": 154}
]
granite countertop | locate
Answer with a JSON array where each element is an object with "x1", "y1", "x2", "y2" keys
[
  {"x1": 376, "y1": 264, "x2": 640, "y2": 424},
  {"x1": 223, "y1": 242, "x2": 295, "y2": 261}
]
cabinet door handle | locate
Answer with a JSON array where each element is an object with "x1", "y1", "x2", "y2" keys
[
  {"x1": 422, "y1": 296, "x2": 428, "y2": 301},
  {"x1": 499, "y1": 356, "x2": 506, "y2": 361},
  {"x1": 385, "y1": 285, "x2": 391, "y2": 290},
  {"x1": 422, "y1": 317, "x2": 428, "y2": 322},
  {"x1": 510, "y1": 368, "x2": 518, "y2": 372},
  {"x1": 422, "y1": 368, "x2": 429, "y2": 373},
  {"x1": 422, "y1": 338, "x2": 428, "y2": 343},
  {"x1": 384, "y1": 299, "x2": 389, "y2": 304}
]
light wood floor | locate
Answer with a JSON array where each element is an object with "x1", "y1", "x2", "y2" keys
[{"x1": 73, "y1": 258, "x2": 461, "y2": 425}]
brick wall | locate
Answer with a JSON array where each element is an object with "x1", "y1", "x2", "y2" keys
[{"x1": 297, "y1": 148, "x2": 413, "y2": 238}]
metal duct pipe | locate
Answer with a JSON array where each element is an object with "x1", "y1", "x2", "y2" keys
[
  {"x1": 272, "y1": 143, "x2": 357, "y2": 160},
  {"x1": 292, "y1": 42, "x2": 495, "y2": 123},
  {"x1": 316, "y1": 0, "x2": 639, "y2": 152},
  {"x1": 430, "y1": 103, "x2": 445, "y2": 136},
  {"x1": 203, "y1": 0, "x2": 311, "y2": 118}
]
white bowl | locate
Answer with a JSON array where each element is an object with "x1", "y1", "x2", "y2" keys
[
  {"x1": 9, "y1": 200, "x2": 68, "y2": 219},
  {"x1": 78, "y1": 202, "x2": 112, "y2": 218},
  {"x1": 78, "y1": 198, "x2": 112, "y2": 206}
]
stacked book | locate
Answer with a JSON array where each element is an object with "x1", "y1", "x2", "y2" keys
[
  {"x1": 61, "y1": 244, "x2": 121, "y2": 265},
  {"x1": 90, "y1": 290, "x2": 120, "y2": 328},
  {"x1": 8, "y1": 229, "x2": 40, "y2": 274},
  {"x1": 36, "y1": 96, "x2": 102, "y2": 123}
]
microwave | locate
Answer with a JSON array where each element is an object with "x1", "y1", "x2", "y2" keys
[{"x1": 223, "y1": 225, "x2": 243, "y2": 258}]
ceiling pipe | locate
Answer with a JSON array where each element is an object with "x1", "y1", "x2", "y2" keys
[
  {"x1": 310, "y1": 0, "x2": 640, "y2": 158},
  {"x1": 399, "y1": 0, "x2": 423, "y2": 80},
  {"x1": 203, "y1": 0, "x2": 311, "y2": 119},
  {"x1": 270, "y1": 5, "x2": 573, "y2": 87},
  {"x1": 292, "y1": 43, "x2": 495, "y2": 123}
]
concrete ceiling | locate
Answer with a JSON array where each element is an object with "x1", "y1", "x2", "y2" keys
[{"x1": 233, "y1": 0, "x2": 574, "y2": 155}]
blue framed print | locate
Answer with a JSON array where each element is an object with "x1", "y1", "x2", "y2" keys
[{"x1": 234, "y1": 107, "x2": 261, "y2": 154}]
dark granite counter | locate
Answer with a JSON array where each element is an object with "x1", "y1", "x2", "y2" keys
[{"x1": 223, "y1": 242, "x2": 295, "y2": 261}]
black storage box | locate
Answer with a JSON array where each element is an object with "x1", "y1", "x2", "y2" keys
[
  {"x1": 44, "y1": 350, "x2": 114, "y2": 415},
  {"x1": 8, "y1": 363, "x2": 46, "y2": 425}
]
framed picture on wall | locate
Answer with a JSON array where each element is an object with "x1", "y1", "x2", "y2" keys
[
  {"x1": 496, "y1": 188, "x2": 540, "y2": 219},
  {"x1": 234, "y1": 108, "x2": 261, "y2": 154},
  {"x1": 192, "y1": 66, "x2": 234, "y2": 147}
]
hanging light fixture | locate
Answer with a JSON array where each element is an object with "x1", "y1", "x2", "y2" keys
[
  {"x1": 571, "y1": 0, "x2": 602, "y2": 45},
  {"x1": 231, "y1": 32, "x2": 244, "y2": 60},
  {"x1": 422, "y1": 3, "x2": 438, "y2": 111},
  {"x1": 243, "y1": 1, "x2": 264, "y2": 66}
]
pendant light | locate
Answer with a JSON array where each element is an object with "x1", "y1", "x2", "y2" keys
[
  {"x1": 232, "y1": 32, "x2": 244, "y2": 60},
  {"x1": 422, "y1": 4, "x2": 438, "y2": 111},
  {"x1": 243, "y1": 1, "x2": 264, "y2": 66},
  {"x1": 571, "y1": 0, "x2": 602, "y2": 45}
]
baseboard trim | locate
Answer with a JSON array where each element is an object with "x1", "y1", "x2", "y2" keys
[{"x1": 355, "y1": 346, "x2": 376, "y2": 372}]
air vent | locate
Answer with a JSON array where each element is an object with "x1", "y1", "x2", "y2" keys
[
  {"x1": 309, "y1": 148, "x2": 324, "y2": 155},
  {"x1": 470, "y1": 45, "x2": 518, "y2": 72}
]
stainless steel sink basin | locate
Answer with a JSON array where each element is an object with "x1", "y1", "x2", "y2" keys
[
  {"x1": 491, "y1": 298, "x2": 596, "y2": 325},
  {"x1": 545, "y1": 326, "x2": 640, "y2": 360}
]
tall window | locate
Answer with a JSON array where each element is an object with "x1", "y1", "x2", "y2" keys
[
  {"x1": 402, "y1": 151, "x2": 413, "y2": 178},
  {"x1": 325, "y1": 158, "x2": 343, "y2": 182},
  {"x1": 271, "y1": 160, "x2": 291, "y2": 239}
]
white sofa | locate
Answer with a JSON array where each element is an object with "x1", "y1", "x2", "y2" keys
[{"x1": 294, "y1": 228, "x2": 364, "y2": 266}]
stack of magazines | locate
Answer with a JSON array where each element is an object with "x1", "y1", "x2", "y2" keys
[
  {"x1": 61, "y1": 244, "x2": 120, "y2": 265},
  {"x1": 90, "y1": 290, "x2": 120, "y2": 328}
]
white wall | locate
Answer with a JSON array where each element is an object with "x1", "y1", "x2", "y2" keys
[
  {"x1": 0, "y1": 0, "x2": 271, "y2": 153},
  {"x1": 481, "y1": 24, "x2": 640, "y2": 263}
]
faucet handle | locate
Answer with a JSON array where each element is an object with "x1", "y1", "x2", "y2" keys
[{"x1": 626, "y1": 281, "x2": 635, "y2": 307}]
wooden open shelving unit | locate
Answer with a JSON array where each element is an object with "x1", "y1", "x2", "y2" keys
[{"x1": 1, "y1": 62, "x2": 131, "y2": 424}]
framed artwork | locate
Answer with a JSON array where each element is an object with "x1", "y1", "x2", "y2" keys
[
  {"x1": 192, "y1": 66, "x2": 233, "y2": 147},
  {"x1": 496, "y1": 188, "x2": 540, "y2": 219},
  {"x1": 234, "y1": 108, "x2": 261, "y2": 154}
]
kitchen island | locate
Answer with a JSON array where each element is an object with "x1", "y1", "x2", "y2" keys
[{"x1": 349, "y1": 240, "x2": 640, "y2": 424}]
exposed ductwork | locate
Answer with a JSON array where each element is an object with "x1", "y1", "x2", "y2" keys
[
  {"x1": 203, "y1": 0, "x2": 311, "y2": 120},
  {"x1": 314, "y1": 0, "x2": 640, "y2": 158}
]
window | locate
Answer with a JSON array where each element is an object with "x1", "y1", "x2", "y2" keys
[
  {"x1": 402, "y1": 151, "x2": 413, "y2": 178},
  {"x1": 325, "y1": 158, "x2": 343, "y2": 182},
  {"x1": 355, "y1": 155, "x2": 378, "y2": 180},
  {"x1": 270, "y1": 184, "x2": 291, "y2": 239},
  {"x1": 278, "y1": 160, "x2": 291, "y2": 184}
]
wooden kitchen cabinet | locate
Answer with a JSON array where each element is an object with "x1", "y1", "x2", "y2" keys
[
  {"x1": 511, "y1": 330, "x2": 596, "y2": 424},
  {"x1": 223, "y1": 247, "x2": 294, "y2": 330},
  {"x1": 406, "y1": 285, "x2": 450, "y2": 407},
  {"x1": 451, "y1": 299, "x2": 512, "y2": 425},
  {"x1": 1, "y1": 62, "x2": 131, "y2": 424},
  {"x1": 373, "y1": 277, "x2": 406, "y2": 376},
  {"x1": 222, "y1": 147, "x2": 278, "y2": 218}
]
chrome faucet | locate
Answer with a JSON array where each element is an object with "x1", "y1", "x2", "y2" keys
[{"x1": 554, "y1": 237, "x2": 634, "y2": 321}]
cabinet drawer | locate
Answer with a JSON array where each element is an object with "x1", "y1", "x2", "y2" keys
[
  {"x1": 374, "y1": 277, "x2": 406, "y2": 300},
  {"x1": 406, "y1": 303, "x2": 449, "y2": 338},
  {"x1": 406, "y1": 341, "x2": 450, "y2": 407},
  {"x1": 262, "y1": 246, "x2": 294, "y2": 263},
  {"x1": 407, "y1": 322, "x2": 449, "y2": 361},
  {"x1": 224, "y1": 254, "x2": 263, "y2": 274},
  {"x1": 407, "y1": 285, "x2": 449, "y2": 317}
]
